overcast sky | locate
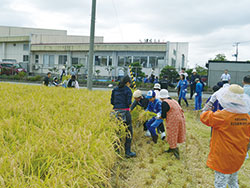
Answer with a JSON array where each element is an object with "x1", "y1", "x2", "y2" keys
[{"x1": 1, "y1": 0, "x2": 250, "y2": 68}]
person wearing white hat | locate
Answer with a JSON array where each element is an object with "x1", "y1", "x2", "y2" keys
[
  {"x1": 190, "y1": 69, "x2": 201, "y2": 99},
  {"x1": 153, "y1": 83, "x2": 161, "y2": 99},
  {"x1": 159, "y1": 89, "x2": 186, "y2": 160},
  {"x1": 200, "y1": 84, "x2": 250, "y2": 188}
]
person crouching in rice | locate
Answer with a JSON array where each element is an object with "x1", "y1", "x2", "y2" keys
[
  {"x1": 159, "y1": 89, "x2": 186, "y2": 160},
  {"x1": 200, "y1": 84, "x2": 250, "y2": 188}
]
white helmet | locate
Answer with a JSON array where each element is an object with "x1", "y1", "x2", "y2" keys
[{"x1": 154, "y1": 83, "x2": 161, "y2": 90}]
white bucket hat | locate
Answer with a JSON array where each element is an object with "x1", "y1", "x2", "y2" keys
[
  {"x1": 154, "y1": 83, "x2": 161, "y2": 90},
  {"x1": 217, "y1": 84, "x2": 250, "y2": 113},
  {"x1": 159, "y1": 89, "x2": 170, "y2": 99},
  {"x1": 133, "y1": 90, "x2": 142, "y2": 98},
  {"x1": 192, "y1": 69, "x2": 197, "y2": 73}
]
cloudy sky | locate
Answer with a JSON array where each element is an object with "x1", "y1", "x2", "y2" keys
[{"x1": 1, "y1": 0, "x2": 250, "y2": 67}]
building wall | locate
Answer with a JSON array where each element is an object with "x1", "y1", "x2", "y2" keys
[
  {"x1": 208, "y1": 61, "x2": 250, "y2": 87},
  {"x1": 0, "y1": 26, "x2": 67, "y2": 36},
  {"x1": 30, "y1": 35, "x2": 104, "y2": 44}
]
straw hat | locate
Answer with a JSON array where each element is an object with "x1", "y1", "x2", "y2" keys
[{"x1": 133, "y1": 90, "x2": 142, "y2": 98}]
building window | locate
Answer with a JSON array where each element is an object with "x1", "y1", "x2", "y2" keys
[
  {"x1": 108, "y1": 56, "x2": 112, "y2": 66},
  {"x1": 100, "y1": 56, "x2": 107, "y2": 66},
  {"x1": 43, "y1": 55, "x2": 54, "y2": 67},
  {"x1": 59, "y1": 55, "x2": 67, "y2": 65},
  {"x1": 141, "y1": 57, "x2": 148, "y2": 68},
  {"x1": 171, "y1": 58, "x2": 176, "y2": 67},
  {"x1": 23, "y1": 44, "x2": 29, "y2": 51},
  {"x1": 95, "y1": 56, "x2": 100, "y2": 66},
  {"x1": 149, "y1": 57, "x2": 157, "y2": 68},
  {"x1": 35, "y1": 55, "x2": 39, "y2": 64},
  {"x1": 49, "y1": 55, "x2": 55, "y2": 67},
  {"x1": 118, "y1": 56, "x2": 125, "y2": 67},
  {"x1": 133, "y1": 56, "x2": 140, "y2": 64},
  {"x1": 72, "y1": 57, "x2": 79, "y2": 65},
  {"x1": 23, "y1": 55, "x2": 29, "y2": 62},
  {"x1": 124, "y1": 56, "x2": 132, "y2": 66},
  {"x1": 182, "y1": 54, "x2": 185, "y2": 68}
]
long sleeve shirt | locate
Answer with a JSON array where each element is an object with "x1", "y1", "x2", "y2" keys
[
  {"x1": 146, "y1": 98, "x2": 162, "y2": 115},
  {"x1": 161, "y1": 98, "x2": 171, "y2": 119},
  {"x1": 130, "y1": 95, "x2": 149, "y2": 111},
  {"x1": 195, "y1": 82, "x2": 203, "y2": 95}
]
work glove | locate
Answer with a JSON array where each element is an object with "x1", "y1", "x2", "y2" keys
[
  {"x1": 175, "y1": 87, "x2": 178, "y2": 90},
  {"x1": 156, "y1": 113, "x2": 161, "y2": 119},
  {"x1": 185, "y1": 89, "x2": 187, "y2": 92},
  {"x1": 202, "y1": 101, "x2": 213, "y2": 112},
  {"x1": 194, "y1": 93, "x2": 197, "y2": 96}
]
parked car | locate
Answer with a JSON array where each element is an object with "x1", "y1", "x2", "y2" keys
[{"x1": 0, "y1": 62, "x2": 26, "y2": 75}]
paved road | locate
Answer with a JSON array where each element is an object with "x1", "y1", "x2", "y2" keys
[{"x1": 0, "y1": 81, "x2": 211, "y2": 98}]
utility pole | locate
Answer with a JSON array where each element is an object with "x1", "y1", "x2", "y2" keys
[
  {"x1": 233, "y1": 42, "x2": 240, "y2": 62},
  {"x1": 87, "y1": 0, "x2": 96, "y2": 90}
]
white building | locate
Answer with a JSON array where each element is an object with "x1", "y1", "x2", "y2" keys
[{"x1": 0, "y1": 26, "x2": 189, "y2": 78}]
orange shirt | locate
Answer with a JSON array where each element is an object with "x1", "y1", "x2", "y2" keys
[{"x1": 200, "y1": 110, "x2": 250, "y2": 174}]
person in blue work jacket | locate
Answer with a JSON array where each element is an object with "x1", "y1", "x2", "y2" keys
[
  {"x1": 177, "y1": 74, "x2": 189, "y2": 107},
  {"x1": 145, "y1": 90, "x2": 164, "y2": 144},
  {"x1": 194, "y1": 78, "x2": 203, "y2": 110}
]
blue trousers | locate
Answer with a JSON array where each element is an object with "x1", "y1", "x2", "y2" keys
[
  {"x1": 195, "y1": 95, "x2": 202, "y2": 110},
  {"x1": 178, "y1": 90, "x2": 187, "y2": 101},
  {"x1": 146, "y1": 117, "x2": 163, "y2": 136}
]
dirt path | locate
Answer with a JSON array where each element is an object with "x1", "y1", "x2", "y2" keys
[{"x1": 111, "y1": 105, "x2": 250, "y2": 188}]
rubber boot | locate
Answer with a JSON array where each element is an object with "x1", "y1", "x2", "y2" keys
[
  {"x1": 184, "y1": 99, "x2": 189, "y2": 107},
  {"x1": 178, "y1": 99, "x2": 181, "y2": 106},
  {"x1": 161, "y1": 132, "x2": 166, "y2": 140},
  {"x1": 125, "y1": 140, "x2": 136, "y2": 158},
  {"x1": 172, "y1": 148, "x2": 180, "y2": 160},
  {"x1": 152, "y1": 135, "x2": 158, "y2": 144}
]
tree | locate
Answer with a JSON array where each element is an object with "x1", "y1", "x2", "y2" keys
[
  {"x1": 95, "y1": 70, "x2": 100, "y2": 78},
  {"x1": 195, "y1": 65, "x2": 207, "y2": 76},
  {"x1": 130, "y1": 62, "x2": 145, "y2": 79},
  {"x1": 160, "y1": 65, "x2": 179, "y2": 83},
  {"x1": 212, "y1": 54, "x2": 227, "y2": 61}
]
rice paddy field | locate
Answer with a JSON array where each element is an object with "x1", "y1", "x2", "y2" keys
[{"x1": 0, "y1": 83, "x2": 249, "y2": 188}]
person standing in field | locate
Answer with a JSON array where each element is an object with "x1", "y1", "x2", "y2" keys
[
  {"x1": 111, "y1": 75, "x2": 136, "y2": 158},
  {"x1": 43, "y1": 72, "x2": 51, "y2": 86},
  {"x1": 200, "y1": 84, "x2": 250, "y2": 188},
  {"x1": 190, "y1": 69, "x2": 201, "y2": 99},
  {"x1": 194, "y1": 78, "x2": 203, "y2": 110},
  {"x1": 220, "y1": 69, "x2": 231, "y2": 84},
  {"x1": 243, "y1": 75, "x2": 250, "y2": 159},
  {"x1": 176, "y1": 74, "x2": 189, "y2": 107},
  {"x1": 159, "y1": 89, "x2": 186, "y2": 160}
]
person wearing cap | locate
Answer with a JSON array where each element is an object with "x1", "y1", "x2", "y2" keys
[
  {"x1": 52, "y1": 77, "x2": 60, "y2": 87},
  {"x1": 145, "y1": 90, "x2": 163, "y2": 143},
  {"x1": 176, "y1": 74, "x2": 189, "y2": 107},
  {"x1": 220, "y1": 69, "x2": 231, "y2": 84},
  {"x1": 190, "y1": 69, "x2": 201, "y2": 99},
  {"x1": 111, "y1": 75, "x2": 136, "y2": 158},
  {"x1": 194, "y1": 78, "x2": 203, "y2": 110},
  {"x1": 200, "y1": 84, "x2": 250, "y2": 188},
  {"x1": 159, "y1": 89, "x2": 186, "y2": 160}
]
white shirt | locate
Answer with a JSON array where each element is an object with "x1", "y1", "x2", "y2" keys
[{"x1": 221, "y1": 73, "x2": 231, "y2": 81}]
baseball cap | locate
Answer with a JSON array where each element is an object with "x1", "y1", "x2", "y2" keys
[{"x1": 146, "y1": 90, "x2": 156, "y2": 99}]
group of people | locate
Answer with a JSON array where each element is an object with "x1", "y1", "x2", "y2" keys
[
  {"x1": 42, "y1": 66, "x2": 79, "y2": 89},
  {"x1": 111, "y1": 73, "x2": 250, "y2": 188},
  {"x1": 111, "y1": 75, "x2": 186, "y2": 159}
]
